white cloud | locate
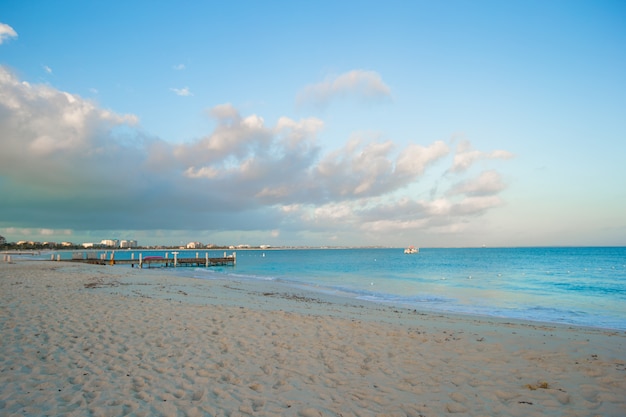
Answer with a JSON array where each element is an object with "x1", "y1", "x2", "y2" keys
[
  {"x1": 297, "y1": 69, "x2": 392, "y2": 107},
  {"x1": 173, "y1": 63, "x2": 186, "y2": 70},
  {"x1": 43, "y1": 65, "x2": 52, "y2": 74},
  {"x1": 447, "y1": 170, "x2": 506, "y2": 196},
  {"x1": 450, "y1": 140, "x2": 514, "y2": 173},
  {"x1": 315, "y1": 137, "x2": 395, "y2": 196},
  {"x1": 0, "y1": 23, "x2": 17, "y2": 44},
  {"x1": 359, "y1": 218, "x2": 430, "y2": 234},
  {"x1": 184, "y1": 166, "x2": 219, "y2": 179},
  {"x1": 275, "y1": 116, "x2": 324, "y2": 149},
  {"x1": 173, "y1": 104, "x2": 272, "y2": 168},
  {"x1": 313, "y1": 135, "x2": 449, "y2": 199},
  {"x1": 396, "y1": 141, "x2": 450, "y2": 178},
  {"x1": 0, "y1": 67, "x2": 137, "y2": 158},
  {"x1": 281, "y1": 185, "x2": 505, "y2": 239},
  {"x1": 170, "y1": 86, "x2": 192, "y2": 96},
  {"x1": 0, "y1": 67, "x2": 513, "y2": 245},
  {"x1": 209, "y1": 103, "x2": 240, "y2": 122},
  {"x1": 313, "y1": 203, "x2": 354, "y2": 223},
  {"x1": 452, "y1": 195, "x2": 504, "y2": 216},
  {"x1": 0, "y1": 65, "x2": 139, "y2": 193}
]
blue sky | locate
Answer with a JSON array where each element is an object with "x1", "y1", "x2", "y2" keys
[{"x1": 1, "y1": 0, "x2": 625, "y2": 247}]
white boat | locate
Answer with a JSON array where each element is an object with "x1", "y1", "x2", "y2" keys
[{"x1": 404, "y1": 246, "x2": 419, "y2": 254}]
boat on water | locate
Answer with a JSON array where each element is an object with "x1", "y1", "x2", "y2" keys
[{"x1": 404, "y1": 246, "x2": 419, "y2": 254}]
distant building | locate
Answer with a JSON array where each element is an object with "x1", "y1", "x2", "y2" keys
[
  {"x1": 61, "y1": 242, "x2": 74, "y2": 247},
  {"x1": 100, "y1": 239, "x2": 119, "y2": 248},
  {"x1": 82, "y1": 242, "x2": 95, "y2": 248},
  {"x1": 186, "y1": 241, "x2": 203, "y2": 249},
  {"x1": 120, "y1": 240, "x2": 138, "y2": 248}
]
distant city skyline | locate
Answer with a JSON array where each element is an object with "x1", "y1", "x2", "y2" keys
[{"x1": 1, "y1": 1, "x2": 625, "y2": 247}]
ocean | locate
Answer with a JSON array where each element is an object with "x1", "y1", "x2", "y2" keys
[{"x1": 54, "y1": 246, "x2": 626, "y2": 331}]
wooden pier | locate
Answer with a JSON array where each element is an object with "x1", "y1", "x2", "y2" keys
[
  {"x1": 117, "y1": 256, "x2": 235, "y2": 268},
  {"x1": 61, "y1": 251, "x2": 236, "y2": 268}
]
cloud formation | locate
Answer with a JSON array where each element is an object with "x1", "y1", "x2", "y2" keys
[
  {"x1": 449, "y1": 140, "x2": 514, "y2": 173},
  {"x1": 0, "y1": 66, "x2": 513, "y2": 245},
  {"x1": 297, "y1": 70, "x2": 392, "y2": 108},
  {"x1": 0, "y1": 23, "x2": 17, "y2": 44},
  {"x1": 170, "y1": 87, "x2": 192, "y2": 96},
  {"x1": 447, "y1": 170, "x2": 506, "y2": 197}
]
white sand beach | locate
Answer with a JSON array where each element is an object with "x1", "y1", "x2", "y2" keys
[{"x1": 1, "y1": 260, "x2": 625, "y2": 416}]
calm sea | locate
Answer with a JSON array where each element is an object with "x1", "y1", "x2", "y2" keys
[{"x1": 55, "y1": 247, "x2": 626, "y2": 330}]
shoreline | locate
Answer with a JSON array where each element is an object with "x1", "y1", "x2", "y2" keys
[
  {"x1": 91, "y1": 260, "x2": 625, "y2": 334},
  {"x1": 35, "y1": 246, "x2": 626, "y2": 332},
  {"x1": 2, "y1": 260, "x2": 625, "y2": 416}
]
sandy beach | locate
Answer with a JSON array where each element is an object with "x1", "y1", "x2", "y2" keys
[{"x1": 1, "y1": 260, "x2": 624, "y2": 417}]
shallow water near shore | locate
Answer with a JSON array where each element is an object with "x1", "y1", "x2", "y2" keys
[
  {"x1": 53, "y1": 246, "x2": 626, "y2": 330},
  {"x1": 206, "y1": 247, "x2": 626, "y2": 330}
]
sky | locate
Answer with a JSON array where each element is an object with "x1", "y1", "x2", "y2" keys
[{"x1": 1, "y1": 1, "x2": 625, "y2": 248}]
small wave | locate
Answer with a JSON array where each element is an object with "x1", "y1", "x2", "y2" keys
[
  {"x1": 359, "y1": 294, "x2": 452, "y2": 304},
  {"x1": 192, "y1": 268, "x2": 277, "y2": 282}
]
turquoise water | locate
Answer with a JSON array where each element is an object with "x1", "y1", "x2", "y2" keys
[{"x1": 56, "y1": 247, "x2": 626, "y2": 330}]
